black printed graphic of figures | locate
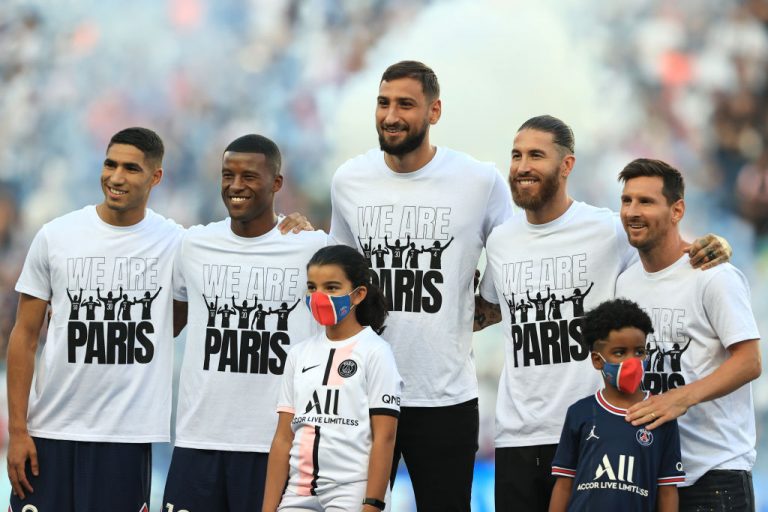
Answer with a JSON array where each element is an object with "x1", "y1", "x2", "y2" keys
[
  {"x1": 218, "y1": 304, "x2": 235, "y2": 328},
  {"x1": 404, "y1": 236, "x2": 425, "y2": 269},
  {"x1": 652, "y1": 338, "x2": 692, "y2": 373},
  {"x1": 135, "y1": 287, "x2": 162, "y2": 320},
  {"x1": 203, "y1": 294, "x2": 219, "y2": 327},
  {"x1": 118, "y1": 294, "x2": 138, "y2": 320},
  {"x1": 66, "y1": 288, "x2": 84, "y2": 320},
  {"x1": 358, "y1": 236, "x2": 373, "y2": 267},
  {"x1": 517, "y1": 298, "x2": 533, "y2": 323},
  {"x1": 548, "y1": 294, "x2": 566, "y2": 320},
  {"x1": 98, "y1": 287, "x2": 123, "y2": 321},
  {"x1": 233, "y1": 296, "x2": 258, "y2": 329},
  {"x1": 81, "y1": 295, "x2": 102, "y2": 321},
  {"x1": 425, "y1": 236, "x2": 454, "y2": 270},
  {"x1": 527, "y1": 287, "x2": 550, "y2": 322},
  {"x1": 563, "y1": 282, "x2": 594, "y2": 317},
  {"x1": 385, "y1": 236, "x2": 405, "y2": 268},
  {"x1": 371, "y1": 244, "x2": 390, "y2": 268},
  {"x1": 251, "y1": 303, "x2": 274, "y2": 331},
  {"x1": 270, "y1": 299, "x2": 300, "y2": 331},
  {"x1": 504, "y1": 293, "x2": 517, "y2": 324}
]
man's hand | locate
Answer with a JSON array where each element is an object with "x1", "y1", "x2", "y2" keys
[
  {"x1": 7, "y1": 432, "x2": 38, "y2": 499},
  {"x1": 686, "y1": 234, "x2": 731, "y2": 270},
  {"x1": 474, "y1": 295, "x2": 502, "y2": 331},
  {"x1": 278, "y1": 212, "x2": 313, "y2": 234},
  {"x1": 625, "y1": 387, "x2": 690, "y2": 430}
]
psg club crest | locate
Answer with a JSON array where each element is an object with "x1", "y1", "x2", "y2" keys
[
  {"x1": 338, "y1": 359, "x2": 358, "y2": 378},
  {"x1": 636, "y1": 428, "x2": 654, "y2": 447}
]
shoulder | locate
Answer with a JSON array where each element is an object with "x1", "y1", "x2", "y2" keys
[
  {"x1": 486, "y1": 214, "x2": 525, "y2": 245},
  {"x1": 440, "y1": 147, "x2": 501, "y2": 180},
  {"x1": 333, "y1": 149, "x2": 380, "y2": 181},
  {"x1": 283, "y1": 228, "x2": 329, "y2": 249},
  {"x1": 145, "y1": 209, "x2": 186, "y2": 237}
]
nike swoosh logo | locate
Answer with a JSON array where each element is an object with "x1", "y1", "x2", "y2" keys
[{"x1": 302, "y1": 364, "x2": 320, "y2": 373}]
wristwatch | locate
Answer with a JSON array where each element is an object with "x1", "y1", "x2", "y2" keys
[{"x1": 362, "y1": 497, "x2": 386, "y2": 510}]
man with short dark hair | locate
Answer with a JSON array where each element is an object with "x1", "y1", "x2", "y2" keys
[
  {"x1": 330, "y1": 60, "x2": 514, "y2": 511},
  {"x1": 617, "y1": 158, "x2": 761, "y2": 512},
  {"x1": 475, "y1": 116, "x2": 731, "y2": 511}
]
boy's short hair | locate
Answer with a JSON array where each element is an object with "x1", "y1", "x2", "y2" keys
[{"x1": 583, "y1": 298, "x2": 654, "y2": 350}]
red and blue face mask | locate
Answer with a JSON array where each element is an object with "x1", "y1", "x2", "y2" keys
[
  {"x1": 598, "y1": 353, "x2": 645, "y2": 394},
  {"x1": 304, "y1": 289, "x2": 358, "y2": 326}
]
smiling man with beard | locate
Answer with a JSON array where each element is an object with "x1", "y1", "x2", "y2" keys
[
  {"x1": 474, "y1": 115, "x2": 732, "y2": 512},
  {"x1": 329, "y1": 61, "x2": 514, "y2": 512},
  {"x1": 163, "y1": 134, "x2": 327, "y2": 512}
]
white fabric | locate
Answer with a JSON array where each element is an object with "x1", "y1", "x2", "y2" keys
[
  {"x1": 15, "y1": 205, "x2": 183, "y2": 442},
  {"x1": 277, "y1": 327, "x2": 402, "y2": 493},
  {"x1": 173, "y1": 220, "x2": 327, "y2": 451},
  {"x1": 616, "y1": 255, "x2": 760, "y2": 486},
  {"x1": 480, "y1": 201, "x2": 637, "y2": 447},
  {"x1": 329, "y1": 146, "x2": 512, "y2": 406}
]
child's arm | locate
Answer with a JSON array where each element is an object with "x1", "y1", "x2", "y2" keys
[
  {"x1": 657, "y1": 485, "x2": 678, "y2": 512},
  {"x1": 262, "y1": 412, "x2": 294, "y2": 512},
  {"x1": 548, "y1": 477, "x2": 573, "y2": 512},
  {"x1": 363, "y1": 414, "x2": 397, "y2": 511}
]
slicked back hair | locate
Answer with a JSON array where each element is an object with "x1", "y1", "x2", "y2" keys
[
  {"x1": 381, "y1": 60, "x2": 440, "y2": 101},
  {"x1": 518, "y1": 115, "x2": 575, "y2": 155},
  {"x1": 108, "y1": 127, "x2": 164, "y2": 167},
  {"x1": 618, "y1": 158, "x2": 685, "y2": 205},
  {"x1": 224, "y1": 134, "x2": 282, "y2": 176}
]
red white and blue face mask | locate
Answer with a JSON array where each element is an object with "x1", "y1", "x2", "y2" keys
[
  {"x1": 304, "y1": 288, "x2": 359, "y2": 326},
  {"x1": 597, "y1": 353, "x2": 645, "y2": 394}
]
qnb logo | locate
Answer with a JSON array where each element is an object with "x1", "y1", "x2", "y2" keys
[
  {"x1": 594, "y1": 454, "x2": 635, "y2": 483},
  {"x1": 381, "y1": 394, "x2": 400, "y2": 405}
]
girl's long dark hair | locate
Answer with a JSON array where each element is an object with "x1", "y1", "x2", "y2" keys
[{"x1": 307, "y1": 245, "x2": 388, "y2": 334}]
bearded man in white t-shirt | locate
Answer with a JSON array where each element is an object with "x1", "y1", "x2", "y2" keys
[
  {"x1": 474, "y1": 116, "x2": 732, "y2": 512},
  {"x1": 330, "y1": 60, "x2": 514, "y2": 512},
  {"x1": 7, "y1": 127, "x2": 184, "y2": 512},
  {"x1": 616, "y1": 158, "x2": 761, "y2": 511}
]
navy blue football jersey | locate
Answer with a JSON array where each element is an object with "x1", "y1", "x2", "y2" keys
[{"x1": 552, "y1": 390, "x2": 685, "y2": 511}]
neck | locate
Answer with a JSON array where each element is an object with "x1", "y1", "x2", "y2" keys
[
  {"x1": 326, "y1": 314, "x2": 364, "y2": 341},
  {"x1": 638, "y1": 233, "x2": 687, "y2": 273},
  {"x1": 230, "y1": 212, "x2": 277, "y2": 238},
  {"x1": 383, "y1": 140, "x2": 436, "y2": 173},
  {"x1": 601, "y1": 384, "x2": 646, "y2": 409},
  {"x1": 525, "y1": 191, "x2": 573, "y2": 225},
  {"x1": 95, "y1": 203, "x2": 146, "y2": 227}
]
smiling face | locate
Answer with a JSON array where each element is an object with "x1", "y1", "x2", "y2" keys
[
  {"x1": 620, "y1": 176, "x2": 684, "y2": 253},
  {"x1": 509, "y1": 129, "x2": 570, "y2": 211},
  {"x1": 221, "y1": 151, "x2": 282, "y2": 225},
  {"x1": 376, "y1": 77, "x2": 440, "y2": 156},
  {"x1": 100, "y1": 143, "x2": 162, "y2": 216}
]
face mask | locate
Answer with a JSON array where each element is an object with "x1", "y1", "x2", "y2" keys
[
  {"x1": 304, "y1": 289, "x2": 358, "y2": 326},
  {"x1": 598, "y1": 353, "x2": 644, "y2": 394}
]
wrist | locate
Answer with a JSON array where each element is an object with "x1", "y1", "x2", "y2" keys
[{"x1": 362, "y1": 497, "x2": 386, "y2": 510}]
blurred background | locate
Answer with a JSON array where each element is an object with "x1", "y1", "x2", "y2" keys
[{"x1": 1, "y1": 0, "x2": 767, "y2": 509}]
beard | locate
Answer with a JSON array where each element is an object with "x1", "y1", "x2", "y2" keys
[
  {"x1": 511, "y1": 169, "x2": 560, "y2": 211},
  {"x1": 378, "y1": 120, "x2": 429, "y2": 156}
]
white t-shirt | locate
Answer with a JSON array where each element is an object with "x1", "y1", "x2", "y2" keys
[
  {"x1": 277, "y1": 327, "x2": 403, "y2": 495},
  {"x1": 330, "y1": 147, "x2": 513, "y2": 406},
  {"x1": 173, "y1": 220, "x2": 327, "y2": 451},
  {"x1": 616, "y1": 255, "x2": 760, "y2": 485},
  {"x1": 480, "y1": 201, "x2": 637, "y2": 447},
  {"x1": 15, "y1": 205, "x2": 183, "y2": 442}
]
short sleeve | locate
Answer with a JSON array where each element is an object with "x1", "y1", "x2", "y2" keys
[
  {"x1": 702, "y1": 266, "x2": 760, "y2": 348},
  {"x1": 657, "y1": 419, "x2": 686, "y2": 486},
  {"x1": 16, "y1": 227, "x2": 52, "y2": 301},
  {"x1": 479, "y1": 243, "x2": 499, "y2": 305},
  {"x1": 551, "y1": 405, "x2": 580, "y2": 478},
  {"x1": 172, "y1": 235, "x2": 188, "y2": 302},
  {"x1": 481, "y1": 169, "x2": 514, "y2": 244},
  {"x1": 328, "y1": 175, "x2": 357, "y2": 248},
  {"x1": 366, "y1": 344, "x2": 403, "y2": 418},
  {"x1": 276, "y1": 348, "x2": 298, "y2": 414},
  {"x1": 613, "y1": 214, "x2": 639, "y2": 273}
]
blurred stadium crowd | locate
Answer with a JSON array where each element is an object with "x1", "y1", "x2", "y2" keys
[{"x1": 0, "y1": 0, "x2": 767, "y2": 508}]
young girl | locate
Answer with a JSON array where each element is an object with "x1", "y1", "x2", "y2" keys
[{"x1": 262, "y1": 245, "x2": 402, "y2": 512}]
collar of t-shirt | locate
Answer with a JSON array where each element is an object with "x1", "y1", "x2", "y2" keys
[
  {"x1": 640, "y1": 253, "x2": 690, "y2": 280},
  {"x1": 375, "y1": 146, "x2": 446, "y2": 180},
  {"x1": 225, "y1": 218, "x2": 282, "y2": 244},
  {"x1": 88, "y1": 205, "x2": 155, "y2": 233},
  {"x1": 322, "y1": 326, "x2": 373, "y2": 348},
  {"x1": 523, "y1": 199, "x2": 581, "y2": 231}
]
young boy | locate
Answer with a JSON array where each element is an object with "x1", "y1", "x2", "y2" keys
[{"x1": 548, "y1": 299, "x2": 685, "y2": 512}]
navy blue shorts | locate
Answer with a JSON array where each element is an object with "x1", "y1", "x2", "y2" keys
[
  {"x1": 162, "y1": 447, "x2": 269, "y2": 511},
  {"x1": 9, "y1": 437, "x2": 151, "y2": 512}
]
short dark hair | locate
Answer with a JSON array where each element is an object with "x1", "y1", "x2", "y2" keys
[
  {"x1": 308, "y1": 245, "x2": 388, "y2": 334},
  {"x1": 224, "y1": 134, "x2": 282, "y2": 176},
  {"x1": 518, "y1": 115, "x2": 575, "y2": 155},
  {"x1": 618, "y1": 158, "x2": 685, "y2": 204},
  {"x1": 108, "y1": 127, "x2": 164, "y2": 167},
  {"x1": 381, "y1": 60, "x2": 440, "y2": 100},
  {"x1": 583, "y1": 298, "x2": 654, "y2": 351}
]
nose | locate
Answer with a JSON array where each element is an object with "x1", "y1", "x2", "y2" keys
[
  {"x1": 383, "y1": 105, "x2": 399, "y2": 126},
  {"x1": 109, "y1": 166, "x2": 127, "y2": 184}
]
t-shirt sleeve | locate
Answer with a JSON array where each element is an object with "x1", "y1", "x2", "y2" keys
[
  {"x1": 172, "y1": 235, "x2": 188, "y2": 302},
  {"x1": 702, "y1": 266, "x2": 760, "y2": 348},
  {"x1": 15, "y1": 227, "x2": 52, "y2": 301},
  {"x1": 613, "y1": 214, "x2": 638, "y2": 273},
  {"x1": 657, "y1": 419, "x2": 686, "y2": 486},
  {"x1": 479, "y1": 251, "x2": 499, "y2": 304},
  {"x1": 366, "y1": 344, "x2": 403, "y2": 418},
  {"x1": 328, "y1": 175, "x2": 357, "y2": 248},
  {"x1": 276, "y1": 348, "x2": 298, "y2": 414},
  {"x1": 551, "y1": 405, "x2": 579, "y2": 478},
  {"x1": 481, "y1": 169, "x2": 514, "y2": 244}
]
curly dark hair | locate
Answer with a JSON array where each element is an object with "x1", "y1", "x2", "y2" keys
[{"x1": 583, "y1": 298, "x2": 654, "y2": 350}]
